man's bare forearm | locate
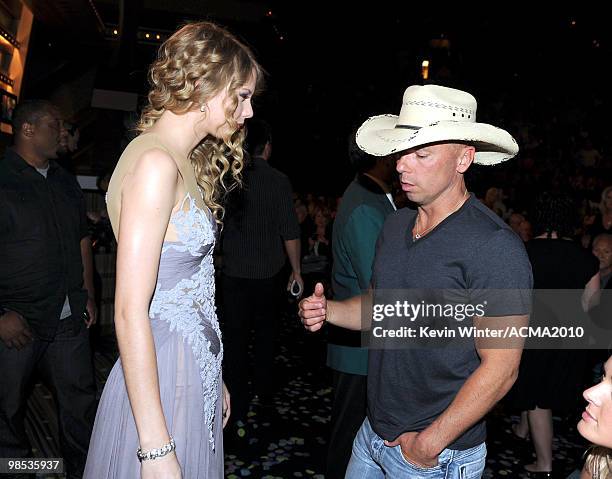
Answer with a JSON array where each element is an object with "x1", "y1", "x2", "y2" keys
[
  {"x1": 328, "y1": 294, "x2": 369, "y2": 331},
  {"x1": 417, "y1": 352, "x2": 519, "y2": 454},
  {"x1": 416, "y1": 315, "x2": 528, "y2": 455}
]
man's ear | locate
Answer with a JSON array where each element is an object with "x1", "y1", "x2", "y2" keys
[
  {"x1": 21, "y1": 122, "x2": 34, "y2": 138},
  {"x1": 457, "y1": 146, "x2": 475, "y2": 174}
]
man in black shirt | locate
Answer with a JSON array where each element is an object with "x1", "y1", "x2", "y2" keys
[
  {"x1": 220, "y1": 119, "x2": 302, "y2": 441},
  {"x1": 0, "y1": 100, "x2": 97, "y2": 479}
]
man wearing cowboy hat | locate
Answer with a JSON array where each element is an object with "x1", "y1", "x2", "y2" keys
[{"x1": 300, "y1": 84, "x2": 532, "y2": 478}]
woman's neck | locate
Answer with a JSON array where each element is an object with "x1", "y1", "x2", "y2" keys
[{"x1": 147, "y1": 111, "x2": 204, "y2": 158}]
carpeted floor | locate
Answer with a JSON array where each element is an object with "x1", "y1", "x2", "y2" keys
[{"x1": 25, "y1": 310, "x2": 590, "y2": 478}]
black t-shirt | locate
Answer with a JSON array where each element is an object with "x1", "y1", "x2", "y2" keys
[
  {"x1": 368, "y1": 194, "x2": 533, "y2": 449},
  {"x1": 526, "y1": 238, "x2": 603, "y2": 330},
  {"x1": 527, "y1": 239, "x2": 598, "y2": 289}
]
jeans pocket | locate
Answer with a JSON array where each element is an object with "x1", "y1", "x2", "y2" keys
[
  {"x1": 459, "y1": 454, "x2": 486, "y2": 479},
  {"x1": 396, "y1": 445, "x2": 441, "y2": 473}
]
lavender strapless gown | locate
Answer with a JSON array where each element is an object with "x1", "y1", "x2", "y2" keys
[{"x1": 84, "y1": 193, "x2": 224, "y2": 478}]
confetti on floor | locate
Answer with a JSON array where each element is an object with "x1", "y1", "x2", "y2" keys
[{"x1": 25, "y1": 305, "x2": 591, "y2": 478}]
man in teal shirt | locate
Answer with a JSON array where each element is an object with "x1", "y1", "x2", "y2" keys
[{"x1": 326, "y1": 133, "x2": 396, "y2": 478}]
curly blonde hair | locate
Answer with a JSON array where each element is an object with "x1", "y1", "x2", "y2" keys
[{"x1": 137, "y1": 21, "x2": 264, "y2": 224}]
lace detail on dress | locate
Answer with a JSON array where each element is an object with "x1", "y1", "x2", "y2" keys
[
  {"x1": 161, "y1": 193, "x2": 216, "y2": 255},
  {"x1": 149, "y1": 192, "x2": 222, "y2": 449}
]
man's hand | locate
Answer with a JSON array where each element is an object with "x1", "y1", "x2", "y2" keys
[
  {"x1": 287, "y1": 271, "x2": 304, "y2": 298},
  {"x1": 85, "y1": 297, "x2": 97, "y2": 328},
  {"x1": 384, "y1": 431, "x2": 439, "y2": 468},
  {"x1": 298, "y1": 282, "x2": 327, "y2": 332},
  {"x1": 0, "y1": 311, "x2": 33, "y2": 349}
]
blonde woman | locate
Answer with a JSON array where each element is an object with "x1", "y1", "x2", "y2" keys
[
  {"x1": 84, "y1": 22, "x2": 263, "y2": 478},
  {"x1": 583, "y1": 186, "x2": 612, "y2": 249},
  {"x1": 579, "y1": 355, "x2": 612, "y2": 479}
]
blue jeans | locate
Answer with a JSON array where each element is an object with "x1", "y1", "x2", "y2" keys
[{"x1": 345, "y1": 418, "x2": 486, "y2": 478}]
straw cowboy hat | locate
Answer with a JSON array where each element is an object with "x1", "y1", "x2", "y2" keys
[{"x1": 356, "y1": 84, "x2": 518, "y2": 165}]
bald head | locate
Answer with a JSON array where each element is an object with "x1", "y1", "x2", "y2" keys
[
  {"x1": 12, "y1": 100, "x2": 58, "y2": 139},
  {"x1": 11, "y1": 100, "x2": 64, "y2": 166},
  {"x1": 593, "y1": 234, "x2": 612, "y2": 275}
]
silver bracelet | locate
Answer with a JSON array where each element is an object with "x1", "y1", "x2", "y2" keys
[{"x1": 137, "y1": 437, "x2": 176, "y2": 462}]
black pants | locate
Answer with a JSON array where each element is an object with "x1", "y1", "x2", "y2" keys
[
  {"x1": 0, "y1": 316, "x2": 97, "y2": 479},
  {"x1": 326, "y1": 369, "x2": 367, "y2": 479},
  {"x1": 220, "y1": 272, "x2": 283, "y2": 421}
]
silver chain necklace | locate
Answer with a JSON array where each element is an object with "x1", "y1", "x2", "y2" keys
[{"x1": 412, "y1": 190, "x2": 469, "y2": 242}]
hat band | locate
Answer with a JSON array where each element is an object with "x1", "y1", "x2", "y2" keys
[{"x1": 395, "y1": 124, "x2": 421, "y2": 130}]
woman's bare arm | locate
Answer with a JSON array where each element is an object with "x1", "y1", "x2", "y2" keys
[{"x1": 114, "y1": 149, "x2": 178, "y2": 451}]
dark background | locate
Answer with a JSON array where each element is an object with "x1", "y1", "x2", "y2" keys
[{"x1": 19, "y1": 1, "x2": 611, "y2": 195}]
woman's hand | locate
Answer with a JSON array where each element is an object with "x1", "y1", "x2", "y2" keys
[
  {"x1": 222, "y1": 381, "x2": 231, "y2": 428},
  {"x1": 141, "y1": 451, "x2": 182, "y2": 478}
]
